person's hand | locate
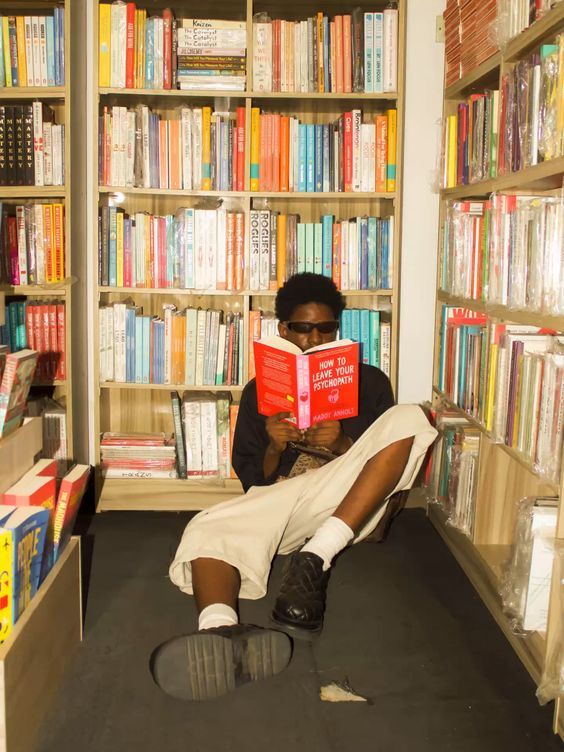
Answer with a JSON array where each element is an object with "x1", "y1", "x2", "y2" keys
[
  {"x1": 265, "y1": 412, "x2": 302, "y2": 454},
  {"x1": 303, "y1": 421, "x2": 349, "y2": 453}
]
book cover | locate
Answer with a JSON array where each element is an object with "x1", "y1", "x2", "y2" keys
[
  {"x1": 253, "y1": 336, "x2": 360, "y2": 429},
  {"x1": 0, "y1": 349, "x2": 37, "y2": 438},
  {"x1": 51, "y1": 464, "x2": 90, "y2": 564}
]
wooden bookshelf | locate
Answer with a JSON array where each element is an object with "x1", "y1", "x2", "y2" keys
[
  {"x1": 1, "y1": 1, "x2": 89, "y2": 468},
  {"x1": 431, "y1": 7, "x2": 564, "y2": 739},
  {"x1": 89, "y1": 0, "x2": 406, "y2": 511}
]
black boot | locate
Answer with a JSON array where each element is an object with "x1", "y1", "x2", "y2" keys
[
  {"x1": 150, "y1": 624, "x2": 292, "y2": 701},
  {"x1": 272, "y1": 551, "x2": 329, "y2": 634}
]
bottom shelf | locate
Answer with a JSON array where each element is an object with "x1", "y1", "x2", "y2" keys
[
  {"x1": 97, "y1": 476, "x2": 243, "y2": 511},
  {"x1": 427, "y1": 504, "x2": 547, "y2": 686}
]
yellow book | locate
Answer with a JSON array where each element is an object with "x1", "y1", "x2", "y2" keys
[
  {"x1": 485, "y1": 342, "x2": 498, "y2": 432},
  {"x1": 15, "y1": 17, "x2": 27, "y2": 88},
  {"x1": 43, "y1": 204, "x2": 55, "y2": 283},
  {"x1": 511, "y1": 353, "x2": 524, "y2": 449},
  {"x1": 317, "y1": 12, "x2": 324, "y2": 93},
  {"x1": 276, "y1": 214, "x2": 287, "y2": 288},
  {"x1": 250, "y1": 107, "x2": 260, "y2": 191},
  {"x1": 447, "y1": 114, "x2": 457, "y2": 189},
  {"x1": 386, "y1": 108, "x2": 397, "y2": 192},
  {"x1": 557, "y1": 33, "x2": 564, "y2": 157},
  {"x1": 201, "y1": 106, "x2": 212, "y2": 190},
  {"x1": 99, "y1": 4, "x2": 111, "y2": 88},
  {"x1": 116, "y1": 210, "x2": 124, "y2": 287},
  {"x1": 0, "y1": 529, "x2": 14, "y2": 643},
  {"x1": 2, "y1": 18, "x2": 12, "y2": 87}
]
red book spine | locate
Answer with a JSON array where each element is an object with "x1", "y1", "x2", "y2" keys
[
  {"x1": 125, "y1": 3, "x2": 136, "y2": 89},
  {"x1": 56, "y1": 302, "x2": 65, "y2": 380},
  {"x1": 343, "y1": 111, "x2": 353, "y2": 192},
  {"x1": 7, "y1": 217, "x2": 19, "y2": 285},
  {"x1": 231, "y1": 125, "x2": 238, "y2": 191},
  {"x1": 272, "y1": 114, "x2": 281, "y2": 192},
  {"x1": 163, "y1": 9, "x2": 173, "y2": 90},
  {"x1": 31, "y1": 303, "x2": 43, "y2": 378},
  {"x1": 53, "y1": 204, "x2": 64, "y2": 281},
  {"x1": 236, "y1": 107, "x2": 245, "y2": 191},
  {"x1": 48, "y1": 303, "x2": 57, "y2": 381},
  {"x1": 159, "y1": 216, "x2": 166, "y2": 288},
  {"x1": 40, "y1": 304, "x2": 49, "y2": 382},
  {"x1": 25, "y1": 304, "x2": 34, "y2": 350}
]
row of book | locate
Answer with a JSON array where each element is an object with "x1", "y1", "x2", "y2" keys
[
  {"x1": 27, "y1": 395, "x2": 68, "y2": 476},
  {"x1": 0, "y1": 104, "x2": 65, "y2": 187},
  {"x1": 437, "y1": 305, "x2": 564, "y2": 482},
  {"x1": 0, "y1": 202, "x2": 66, "y2": 285},
  {"x1": 99, "y1": 105, "x2": 246, "y2": 191},
  {"x1": 440, "y1": 194, "x2": 563, "y2": 316},
  {"x1": 248, "y1": 210, "x2": 394, "y2": 292},
  {"x1": 0, "y1": 461, "x2": 89, "y2": 642},
  {"x1": 252, "y1": 8, "x2": 398, "y2": 94},
  {"x1": 0, "y1": 11, "x2": 65, "y2": 88},
  {"x1": 98, "y1": 206, "x2": 245, "y2": 291},
  {"x1": 0, "y1": 300, "x2": 66, "y2": 382},
  {"x1": 444, "y1": 0, "x2": 498, "y2": 87},
  {"x1": 497, "y1": 0, "x2": 563, "y2": 46},
  {"x1": 98, "y1": 303, "x2": 244, "y2": 387}
]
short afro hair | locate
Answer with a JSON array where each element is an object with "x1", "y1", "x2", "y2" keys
[{"x1": 275, "y1": 273, "x2": 345, "y2": 321}]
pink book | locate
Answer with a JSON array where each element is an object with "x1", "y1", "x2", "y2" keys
[
  {"x1": 272, "y1": 113, "x2": 280, "y2": 192},
  {"x1": 335, "y1": 16, "x2": 344, "y2": 93}
]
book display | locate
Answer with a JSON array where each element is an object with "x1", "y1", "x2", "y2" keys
[
  {"x1": 0, "y1": 0, "x2": 83, "y2": 472},
  {"x1": 91, "y1": 0, "x2": 406, "y2": 511},
  {"x1": 431, "y1": 1, "x2": 564, "y2": 736}
]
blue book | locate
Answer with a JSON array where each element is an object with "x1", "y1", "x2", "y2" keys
[
  {"x1": 367, "y1": 216, "x2": 378, "y2": 289},
  {"x1": 340, "y1": 309, "x2": 352, "y2": 340},
  {"x1": 145, "y1": 18, "x2": 155, "y2": 88},
  {"x1": 175, "y1": 214, "x2": 185, "y2": 286},
  {"x1": 58, "y1": 7, "x2": 65, "y2": 85},
  {"x1": 359, "y1": 217, "x2": 369, "y2": 289},
  {"x1": 0, "y1": 18, "x2": 5, "y2": 88},
  {"x1": 322, "y1": 125, "x2": 330, "y2": 191},
  {"x1": 314, "y1": 124, "x2": 323, "y2": 191},
  {"x1": 323, "y1": 15, "x2": 330, "y2": 91},
  {"x1": 297, "y1": 124, "x2": 307, "y2": 192},
  {"x1": 321, "y1": 215, "x2": 333, "y2": 278},
  {"x1": 313, "y1": 223, "x2": 322, "y2": 275},
  {"x1": 297, "y1": 223, "x2": 306, "y2": 273},
  {"x1": 142, "y1": 316, "x2": 151, "y2": 383},
  {"x1": 108, "y1": 207, "x2": 117, "y2": 286},
  {"x1": 350, "y1": 308, "x2": 361, "y2": 345},
  {"x1": 305, "y1": 223, "x2": 314, "y2": 272},
  {"x1": 16, "y1": 303, "x2": 26, "y2": 350},
  {"x1": 46, "y1": 17, "x2": 56, "y2": 87},
  {"x1": 359, "y1": 308, "x2": 370, "y2": 364},
  {"x1": 135, "y1": 316, "x2": 143, "y2": 383},
  {"x1": 369, "y1": 310, "x2": 381, "y2": 367},
  {"x1": 125, "y1": 308, "x2": 135, "y2": 382},
  {"x1": 306, "y1": 124, "x2": 315, "y2": 192},
  {"x1": 381, "y1": 219, "x2": 389, "y2": 289}
]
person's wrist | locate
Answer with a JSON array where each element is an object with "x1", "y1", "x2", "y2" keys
[{"x1": 335, "y1": 431, "x2": 352, "y2": 455}]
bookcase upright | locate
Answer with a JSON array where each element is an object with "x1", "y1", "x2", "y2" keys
[
  {"x1": 89, "y1": 0, "x2": 407, "y2": 511},
  {"x1": 430, "y1": 3, "x2": 564, "y2": 738}
]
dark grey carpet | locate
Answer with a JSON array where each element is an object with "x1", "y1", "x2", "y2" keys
[{"x1": 37, "y1": 509, "x2": 561, "y2": 752}]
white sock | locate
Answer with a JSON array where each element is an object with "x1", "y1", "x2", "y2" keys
[
  {"x1": 198, "y1": 603, "x2": 238, "y2": 631},
  {"x1": 301, "y1": 516, "x2": 355, "y2": 571}
]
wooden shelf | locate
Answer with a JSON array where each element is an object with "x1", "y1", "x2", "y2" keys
[
  {"x1": 0, "y1": 284, "x2": 68, "y2": 296},
  {"x1": 441, "y1": 156, "x2": 564, "y2": 198},
  {"x1": 427, "y1": 504, "x2": 547, "y2": 686},
  {"x1": 98, "y1": 186, "x2": 395, "y2": 200},
  {"x1": 437, "y1": 291, "x2": 564, "y2": 332},
  {"x1": 0, "y1": 186, "x2": 66, "y2": 198},
  {"x1": 0, "y1": 86, "x2": 65, "y2": 100},
  {"x1": 444, "y1": 53, "x2": 501, "y2": 99},
  {"x1": 99, "y1": 87, "x2": 398, "y2": 101},
  {"x1": 504, "y1": 3, "x2": 564, "y2": 62},
  {"x1": 33, "y1": 380, "x2": 66, "y2": 388},
  {"x1": 97, "y1": 476, "x2": 243, "y2": 511},
  {"x1": 100, "y1": 382, "x2": 244, "y2": 392},
  {"x1": 98, "y1": 286, "x2": 393, "y2": 297}
]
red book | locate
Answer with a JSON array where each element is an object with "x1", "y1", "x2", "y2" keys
[
  {"x1": 343, "y1": 111, "x2": 353, "y2": 192},
  {"x1": 162, "y1": 9, "x2": 173, "y2": 90},
  {"x1": 3, "y1": 467, "x2": 56, "y2": 516},
  {"x1": 7, "y1": 216, "x2": 18, "y2": 286},
  {"x1": 231, "y1": 125, "x2": 238, "y2": 191},
  {"x1": 51, "y1": 464, "x2": 90, "y2": 563},
  {"x1": 48, "y1": 303, "x2": 57, "y2": 381},
  {"x1": 125, "y1": 3, "x2": 136, "y2": 89},
  {"x1": 236, "y1": 107, "x2": 245, "y2": 191},
  {"x1": 272, "y1": 113, "x2": 281, "y2": 192},
  {"x1": 253, "y1": 337, "x2": 360, "y2": 429},
  {"x1": 56, "y1": 302, "x2": 66, "y2": 380},
  {"x1": 40, "y1": 304, "x2": 49, "y2": 381},
  {"x1": 0, "y1": 350, "x2": 38, "y2": 437},
  {"x1": 25, "y1": 305, "x2": 34, "y2": 350}
]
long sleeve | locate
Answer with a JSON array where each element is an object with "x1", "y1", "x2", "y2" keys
[{"x1": 231, "y1": 380, "x2": 274, "y2": 492}]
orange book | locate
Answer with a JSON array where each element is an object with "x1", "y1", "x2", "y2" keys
[
  {"x1": 53, "y1": 203, "x2": 64, "y2": 281},
  {"x1": 258, "y1": 113, "x2": 267, "y2": 191},
  {"x1": 332, "y1": 222, "x2": 341, "y2": 289},
  {"x1": 375, "y1": 115, "x2": 388, "y2": 192},
  {"x1": 247, "y1": 309, "x2": 262, "y2": 380},
  {"x1": 229, "y1": 403, "x2": 239, "y2": 479},
  {"x1": 334, "y1": 16, "x2": 344, "y2": 93},
  {"x1": 168, "y1": 119, "x2": 181, "y2": 190},
  {"x1": 342, "y1": 15, "x2": 352, "y2": 93},
  {"x1": 234, "y1": 212, "x2": 245, "y2": 290},
  {"x1": 51, "y1": 465, "x2": 90, "y2": 563},
  {"x1": 43, "y1": 205, "x2": 54, "y2": 283},
  {"x1": 317, "y1": 12, "x2": 324, "y2": 92},
  {"x1": 329, "y1": 21, "x2": 336, "y2": 94},
  {"x1": 159, "y1": 120, "x2": 169, "y2": 189},
  {"x1": 279, "y1": 116, "x2": 290, "y2": 192},
  {"x1": 276, "y1": 213, "x2": 287, "y2": 287},
  {"x1": 226, "y1": 212, "x2": 235, "y2": 290},
  {"x1": 265, "y1": 114, "x2": 273, "y2": 191},
  {"x1": 272, "y1": 113, "x2": 281, "y2": 192}
]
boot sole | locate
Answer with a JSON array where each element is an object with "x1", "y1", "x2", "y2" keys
[{"x1": 150, "y1": 629, "x2": 292, "y2": 701}]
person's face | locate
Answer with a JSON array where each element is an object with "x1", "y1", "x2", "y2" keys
[{"x1": 278, "y1": 303, "x2": 339, "y2": 352}]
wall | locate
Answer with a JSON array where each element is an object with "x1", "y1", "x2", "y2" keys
[{"x1": 398, "y1": 0, "x2": 446, "y2": 404}]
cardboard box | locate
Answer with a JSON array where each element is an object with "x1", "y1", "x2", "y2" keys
[{"x1": 0, "y1": 419, "x2": 42, "y2": 495}]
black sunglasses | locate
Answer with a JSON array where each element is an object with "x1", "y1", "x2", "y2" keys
[{"x1": 284, "y1": 320, "x2": 339, "y2": 334}]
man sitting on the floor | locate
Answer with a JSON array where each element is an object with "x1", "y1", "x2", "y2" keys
[{"x1": 150, "y1": 273, "x2": 437, "y2": 701}]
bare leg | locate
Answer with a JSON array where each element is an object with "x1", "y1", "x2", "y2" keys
[
  {"x1": 191, "y1": 558, "x2": 241, "y2": 613},
  {"x1": 332, "y1": 436, "x2": 414, "y2": 534}
]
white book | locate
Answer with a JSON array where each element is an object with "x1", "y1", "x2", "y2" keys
[
  {"x1": 52, "y1": 125, "x2": 63, "y2": 186},
  {"x1": 178, "y1": 27, "x2": 246, "y2": 48},
  {"x1": 183, "y1": 398, "x2": 203, "y2": 477},
  {"x1": 163, "y1": 305, "x2": 175, "y2": 384},
  {"x1": 364, "y1": 13, "x2": 374, "y2": 93},
  {"x1": 103, "y1": 468, "x2": 178, "y2": 479},
  {"x1": 113, "y1": 303, "x2": 127, "y2": 382},
  {"x1": 191, "y1": 108, "x2": 202, "y2": 189},
  {"x1": 126, "y1": 110, "x2": 136, "y2": 187},
  {"x1": 380, "y1": 321, "x2": 391, "y2": 377},
  {"x1": 368, "y1": 123, "x2": 376, "y2": 193},
  {"x1": 300, "y1": 21, "x2": 308, "y2": 93},
  {"x1": 340, "y1": 220, "x2": 349, "y2": 289},
  {"x1": 292, "y1": 118, "x2": 300, "y2": 192},
  {"x1": 184, "y1": 307, "x2": 198, "y2": 385},
  {"x1": 43, "y1": 122, "x2": 53, "y2": 186},
  {"x1": 31, "y1": 17, "x2": 41, "y2": 87},
  {"x1": 253, "y1": 22, "x2": 272, "y2": 92},
  {"x1": 39, "y1": 17, "x2": 48, "y2": 87},
  {"x1": 24, "y1": 17, "x2": 34, "y2": 87},
  {"x1": 32, "y1": 101, "x2": 45, "y2": 186},
  {"x1": 373, "y1": 13, "x2": 383, "y2": 94},
  {"x1": 106, "y1": 304, "x2": 115, "y2": 381},
  {"x1": 200, "y1": 399, "x2": 219, "y2": 476},
  {"x1": 360, "y1": 124, "x2": 372, "y2": 192},
  {"x1": 294, "y1": 22, "x2": 301, "y2": 95},
  {"x1": 181, "y1": 108, "x2": 193, "y2": 190},
  {"x1": 215, "y1": 323, "x2": 227, "y2": 384},
  {"x1": 99, "y1": 308, "x2": 107, "y2": 381},
  {"x1": 216, "y1": 393, "x2": 231, "y2": 477},
  {"x1": 352, "y1": 109, "x2": 362, "y2": 192},
  {"x1": 154, "y1": 18, "x2": 164, "y2": 89},
  {"x1": 134, "y1": 213, "x2": 144, "y2": 286},
  {"x1": 348, "y1": 220, "x2": 359, "y2": 290},
  {"x1": 204, "y1": 209, "x2": 217, "y2": 290},
  {"x1": 16, "y1": 207, "x2": 28, "y2": 286},
  {"x1": 522, "y1": 506, "x2": 557, "y2": 632},
  {"x1": 216, "y1": 206, "x2": 227, "y2": 290},
  {"x1": 110, "y1": 106, "x2": 120, "y2": 185},
  {"x1": 152, "y1": 216, "x2": 161, "y2": 287},
  {"x1": 141, "y1": 105, "x2": 150, "y2": 188},
  {"x1": 383, "y1": 7, "x2": 398, "y2": 93},
  {"x1": 110, "y1": 4, "x2": 121, "y2": 87},
  {"x1": 195, "y1": 308, "x2": 207, "y2": 385},
  {"x1": 34, "y1": 203, "x2": 45, "y2": 283},
  {"x1": 184, "y1": 208, "x2": 195, "y2": 288},
  {"x1": 118, "y1": 106, "x2": 128, "y2": 187},
  {"x1": 249, "y1": 210, "x2": 260, "y2": 290},
  {"x1": 258, "y1": 209, "x2": 271, "y2": 291}
]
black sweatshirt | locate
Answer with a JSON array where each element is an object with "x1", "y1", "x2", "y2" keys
[{"x1": 232, "y1": 363, "x2": 395, "y2": 492}]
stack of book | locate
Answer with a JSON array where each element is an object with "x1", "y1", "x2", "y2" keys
[
  {"x1": 250, "y1": 108, "x2": 396, "y2": 193},
  {"x1": 27, "y1": 395, "x2": 68, "y2": 475},
  {"x1": 443, "y1": 0, "x2": 498, "y2": 86},
  {"x1": 0, "y1": 11, "x2": 65, "y2": 88},
  {"x1": 99, "y1": 105, "x2": 246, "y2": 191},
  {"x1": 177, "y1": 19, "x2": 246, "y2": 92},
  {"x1": 98, "y1": 206, "x2": 246, "y2": 291},
  {"x1": 100, "y1": 432, "x2": 177, "y2": 480},
  {"x1": 252, "y1": 7, "x2": 398, "y2": 94},
  {"x1": 98, "y1": 303, "x2": 244, "y2": 387},
  {"x1": 248, "y1": 209, "x2": 393, "y2": 292},
  {"x1": 497, "y1": 0, "x2": 562, "y2": 44},
  {"x1": 443, "y1": 0, "x2": 461, "y2": 87},
  {"x1": 0, "y1": 202, "x2": 66, "y2": 285},
  {"x1": 0, "y1": 103, "x2": 65, "y2": 187},
  {"x1": 180, "y1": 392, "x2": 235, "y2": 479},
  {"x1": 0, "y1": 299, "x2": 66, "y2": 382}
]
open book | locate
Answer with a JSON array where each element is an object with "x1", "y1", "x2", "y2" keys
[{"x1": 253, "y1": 337, "x2": 360, "y2": 429}]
